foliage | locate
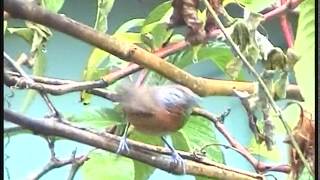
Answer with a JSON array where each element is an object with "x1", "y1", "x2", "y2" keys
[{"x1": 4, "y1": 0, "x2": 314, "y2": 179}]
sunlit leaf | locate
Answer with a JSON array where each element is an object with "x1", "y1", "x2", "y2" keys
[
  {"x1": 247, "y1": 138, "x2": 281, "y2": 161},
  {"x1": 271, "y1": 101, "x2": 301, "y2": 134},
  {"x1": 82, "y1": 150, "x2": 134, "y2": 180},
  {"x1": 114, "y1": 32, "x2": 142, "y2": 44},
  {"x1": 293, "y1": 0, "x2": 315, "y2": 115}
]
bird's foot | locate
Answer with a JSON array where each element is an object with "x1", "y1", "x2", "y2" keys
[
  {"x1": 117, "y1": 136, "x2": 129, "y2": 154},
  {"x1": 171, "y1": 150, "x2": 186, "y2": 174}
]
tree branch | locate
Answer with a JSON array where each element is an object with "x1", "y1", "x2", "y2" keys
[
  {"x1": 0, "y1": 0, "x2": 261, "y2": 97},
  {"x1": 4, "y1": 70, "x2": 304, "y2": 101},
  {"x1": 4, "y1": 108, "x2": 265, "y2": 180}
]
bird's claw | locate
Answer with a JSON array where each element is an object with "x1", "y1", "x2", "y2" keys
[
  {"x1": 171, "y1": 150, "x2": 186, "y2": 174},
  {"x1": 117, "y1": 137, "x2": 129, "y2": 154}
]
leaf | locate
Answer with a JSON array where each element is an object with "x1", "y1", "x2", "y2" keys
[
  {"x1": 225, "y1": 57, "x2": 243, "y2": 80},
  {"x1": 173, "y1": 47, "x2": 194, "y2": 69},
  {"x1": 140, "y1": 1, "x2": 173, "y2": 49},
  {"x1": 67, "y1": 107, "x2": 124, "y2": 130},
  {"x1": 148, "y1": 23, "x2": 173, "y2": 49},
  {"x1": 223, "y1": 0, "x2": 277, "y2": 12},
  {"x1": 247, "y1": 138, "x2": 281, "y2": 161},
  {"x1": 81, "y1": 18, "x2": 143, "y2": 104},
  {"x1": 271, "y1": 101, "x2": 301, "y2": 134},
  {"x1": 116, "y1": 18, "x2": 145, "y2": 33},
  {"x1": 274, "y1": 71, "x2": 288, "y2": 99},
  {"x1": 198, "y1": 43, "x2": 234, "y2": 73},
  {"x1": 130, "y1": 131, "x2": 163, "y2": 180},
  {"x1": 82, "y1": 150, "x2": 134, "y2": 180},
  {"x1": 293, "y1": 0, "x2": 315, "y2": 115},
  {"x1": 41, "y1": 0, "x2": 65, "y2": 12},
  {"x1": 114, "y1": 32, "x2": 142, "y2": 44},
  {"x1": 7, "y1": 27, "x2": 34, "y2": 43},
  {"x1": 142, "y1": 1, "x2": 172, "y2": 28},
  {"x1": 94, "y1": 0, "x2": 115, "y2": 32},
  {"x1": 20, "y1": 50, "x2": 47, "y2": 113},
  {"x1": 178, "y1": 116, "x2": 224, "y2": 163}
]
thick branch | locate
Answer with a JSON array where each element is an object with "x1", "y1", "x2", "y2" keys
[
  {"x1": 4, "y1": 71, "x2": 303, "y2": 101},
  {"x1": 0, "y1": 0, "x2": 259, "y2": 96},
  {"x1": 4, "y1": 108, "x2": 265, "y2": 180}
]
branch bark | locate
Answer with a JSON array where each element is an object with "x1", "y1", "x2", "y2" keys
[
  {"x1": 4, "y1": 70, "x2": 303, "y2": 101},
  {"x1": 3, "y1": 0, "x2": 303, "y2": 99},
  {"x1": 4, "y1": 108, "x2": 265, "y2": 180}
]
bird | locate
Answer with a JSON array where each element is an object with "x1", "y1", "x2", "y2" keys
[{"x1": 116, "y1": 84, "x2": 199, "y2": 173}]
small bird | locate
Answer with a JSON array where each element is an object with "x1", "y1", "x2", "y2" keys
[{"x1": 116, "y1": 84, "x2": 199, "y2": 173}]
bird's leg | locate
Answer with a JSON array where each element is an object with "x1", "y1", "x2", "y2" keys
[
  {"x1": 161, "y1": 136, "x2": 186, "y2": 174},
  {"x1": 117, "y1": 122, "x2": 130, "y2": 154}
]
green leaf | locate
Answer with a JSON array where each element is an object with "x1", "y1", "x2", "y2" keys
[
  {"x1": 149, "y1": 23, "x2": 173, "y2": 49},
  {"x1": 81, "y1": 18, "x2": 143, "y2": 104},
  {"x1": 142, "y1": 1, "x2": 172, "y2": 28},
  {"x1": 7, "y1": 27, "x2": 34, "y2": 43},
  {"x1": 224, "y1": 0, "x2": 277, "y2": 12},
  {"x1": 247, "y1": 138, "x2": 281, "y2": 161},
  {"x1": 271, "y1": 102, "x2": 301, "y2": 134},
  {"x1": 198, "y1": 43, "x2": 234, "y2": 72},
  {"x1": 114, "y1": 32, "x2": 142, "y2": 44},
  {"x1": 293, "y1": 0, "x2": 315, "y2": 114},
  {"x1": 20, "y1": 50, "x2": 47, "y2": 113},
  {"x1": 179, "y1": 116, "x2": 224, "y2": 163},
  {"x1": 82, "y1": 150, "x2": 134, "y2": 180},
  {"x1": 67, "y1": 107, "x2": 124, "y2": 130},
  {"x1": 141, "y1": 1, "x2": 173, "y2": 49},
  {"x1": 130, "y1": 131, "x2": 163, "y2": 180},
  {"x1": 81, "y1": 48, "x2": 111, "y2": 104},
  {"x1": 116, "y1": 18, "x2": 145, "y2": 33},
  {"x1": 173, "y1": 48, "x2": 194, "y2": 69},
  {"x1": 94, "y1": 0, "x2": 115, "y2": 32},
  {"x1": 41, "y1": 0, "x2": 65, "y2": 12},
  {"x1": 298, "y1": 166, "x2": 313, "y2": 180}
]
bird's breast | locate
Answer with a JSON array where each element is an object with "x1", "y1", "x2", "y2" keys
[{"x1": 126, "y1": 109, "x2": 186, "y2": 136}]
